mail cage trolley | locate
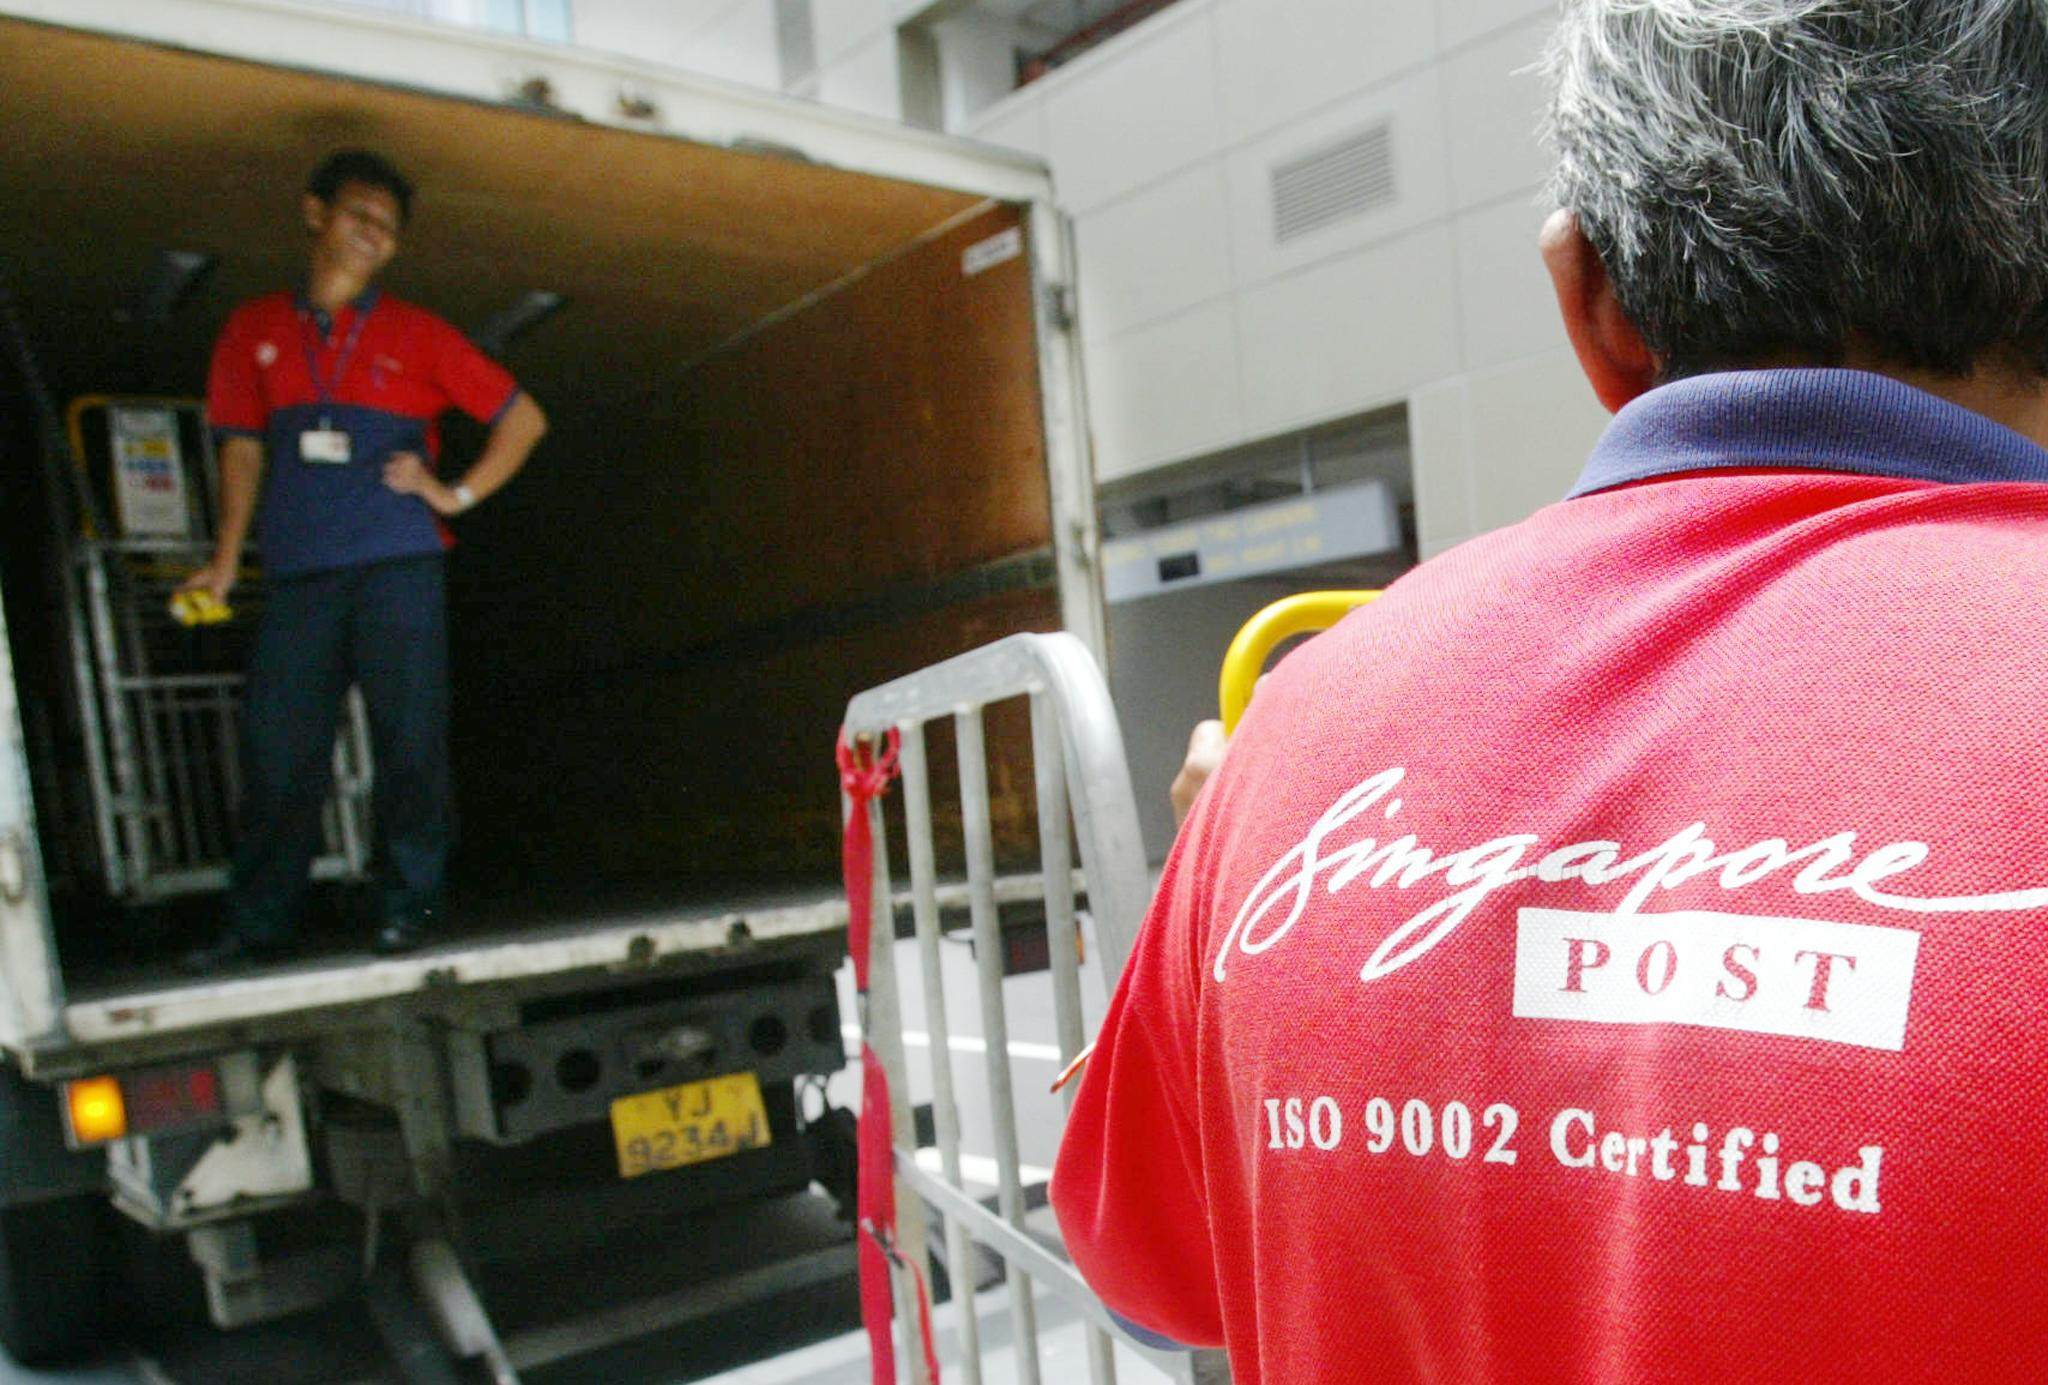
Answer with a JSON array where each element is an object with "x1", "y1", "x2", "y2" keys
[
  {"x1": 63, "y1": 395, "x2": 373, "y2": 904},
  {"x1": 842, "y1": 632, "x2": 1232, "y2": 1385}
]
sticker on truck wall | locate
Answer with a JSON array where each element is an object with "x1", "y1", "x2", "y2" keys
[
  {"x1": 963, "y1": 227, "x2": 1024, "y2": 277},
  {"x1": 109, "y1": 406, "x2": 192, "y2": 539}
]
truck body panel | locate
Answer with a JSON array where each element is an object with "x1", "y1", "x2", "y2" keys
[{"x1": 0, "y1": 3, "x2": 1097, "y2": 1078}]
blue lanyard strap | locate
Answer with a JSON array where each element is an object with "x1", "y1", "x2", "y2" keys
[{"x1": 299, "y1": 301, "x2": 374, "y2": 408}]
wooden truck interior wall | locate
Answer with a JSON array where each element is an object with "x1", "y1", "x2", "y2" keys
[
  {"x1": 451, "y1": 202, "x2": 1058, "y2": 894},
  {"x1": 0, "y1": 20, "x2": 1060, "y2": 911}
]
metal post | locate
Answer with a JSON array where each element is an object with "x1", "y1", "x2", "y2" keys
[
  {"x1": 385, "y1": 1017, "x2": 455, "y2": 1201},
  {"x1": 410, "y1": 1238, "x2": 519, "y2": 1385},
  {"x1": 84, "y1": 552, "x2": 152, "y2": 893},
  {"x1": 113, "y1": 559, "x2": 177, "y2": 884},
  {"x1": 899, "y1": 723, "x2": 983, "y2": 1384},
  {"x1": 69, "y1": 553, "x2": 123, "y2": 896},
  {"x1": 955, "y1": 707, "x2": 1041, "y2": 1385},
  {"x1": 1028, "y1": 200, "x2": 1109, "y2": 668},
  {"x1": 1031, "y1": 690, "x2": 1115, "y2": 1385},
  {"x1": 852, "y1": 780, "x2": 934, "y2": 1385},
  {"x1": 163, "y1": 674, "x2": 202, "y2": 870},
  {"x1": 185, "y1": 684, "x2": 219, "y2": 862}
]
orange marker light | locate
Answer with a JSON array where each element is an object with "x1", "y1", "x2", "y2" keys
[{"x1": 64, "y1": 1075, "x2": 128, "y2": 1146}]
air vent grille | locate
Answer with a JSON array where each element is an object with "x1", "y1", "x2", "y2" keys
[{"x1": 1270, "y1": 122, "x2": 1396, "y2": 245}]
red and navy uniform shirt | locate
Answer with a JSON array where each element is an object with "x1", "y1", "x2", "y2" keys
[
  {"x1": 206, "y1": 289, "x2": 520, "y2": 576},
  {"x1": 1052, "y1": 369, "x2": 2048, "y2": 1382}
]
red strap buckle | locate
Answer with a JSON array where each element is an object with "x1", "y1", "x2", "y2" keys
[{"x1": 838, "y1": 727, "x2": 902, "y2": 801}]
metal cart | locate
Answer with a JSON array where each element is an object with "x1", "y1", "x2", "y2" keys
[{"x1": 65, "y1": 396, "x2": 374, "y2": 903}]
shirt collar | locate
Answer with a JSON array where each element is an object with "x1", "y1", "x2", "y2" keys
[
  {"x1": 1570, "y1": 368, "x2": 2048, "y2": 498},
  {"x1": 294, "y1": 285, "x2": 382, "y2": 330}
]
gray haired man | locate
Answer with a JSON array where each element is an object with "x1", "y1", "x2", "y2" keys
[{"x1": 1052, "y1": 4, "x2": 2048, "y2": 1379}]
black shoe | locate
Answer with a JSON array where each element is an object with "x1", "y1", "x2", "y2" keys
[
  {"x1": 373, "y1": 909, "x2": 432, "y2": 955},
  {"x1": 179, "y1": 931, "x2": 288, "y2": 975}
]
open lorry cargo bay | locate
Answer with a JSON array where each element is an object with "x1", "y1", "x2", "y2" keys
[
  {"x1": 0, "y1": 1, "x2": 1103, "y2": 1368},
  {"x1": 0, "y1": 3, "x2": 1102, "y2": 1066}
]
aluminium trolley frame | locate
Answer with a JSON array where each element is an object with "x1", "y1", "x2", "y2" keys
[
  {"x1": 843, "y1": 632, "x2": 1229, "y2": 1385},
  {"x1": 67, "y1": 396, "x2": 374, "y2": 903}
]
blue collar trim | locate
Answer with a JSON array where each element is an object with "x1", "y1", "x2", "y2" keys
[{"x1": 1570, "y1": 369, "x2": 2048, "y2": 498}]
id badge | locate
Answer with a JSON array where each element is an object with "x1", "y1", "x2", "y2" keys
[{"x1": 300, "y1": 428, "x2": 352, "y2": 464}]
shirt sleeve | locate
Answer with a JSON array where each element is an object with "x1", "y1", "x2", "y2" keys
[
  {"x1": 205, "y1": 309, "x2": 265, "y2": 438},
  {"x1": 428, "y1": 315, "x2": 520, "y2": 424},
  {"x1": 1050, "y1": 807, "x2": 1225, "y2": 1348}
]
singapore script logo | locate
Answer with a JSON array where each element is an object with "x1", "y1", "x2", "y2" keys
[{"x1": 1212, "y1": 767, "x2": 2048, "y2": 985}]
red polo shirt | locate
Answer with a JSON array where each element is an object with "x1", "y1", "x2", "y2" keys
[
  {"x1": 206, "y1": 289, "x2": 518, "y2": 575},
  {"x1": 1053, "y1": 370, "x2": 2048, "y2": 1382}
]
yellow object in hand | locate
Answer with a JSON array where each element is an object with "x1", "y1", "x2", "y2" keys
[{"x1": 169, "y1": 589, "x2": 233, "y2": 627}]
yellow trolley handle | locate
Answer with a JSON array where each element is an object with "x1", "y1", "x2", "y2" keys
[{"x1": 1218, "y1": 590, "x2": 1382, "y2": 734}]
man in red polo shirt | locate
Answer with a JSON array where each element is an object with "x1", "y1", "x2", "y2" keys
[
  {"x1": 181, "y1": 149, "x2": 546, "y2": 968},
  {"x1": 1053, "y1": 2, "x2": 2048, "y2": 1379}
]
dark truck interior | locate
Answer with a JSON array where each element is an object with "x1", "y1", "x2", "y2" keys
[{"x1": 0, "y1": 17, "x2": 1063, "y2": 987}]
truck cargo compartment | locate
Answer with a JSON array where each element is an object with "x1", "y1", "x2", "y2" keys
[{"x1": 0, "y1": 16, "x2": 1076, "y2": 1049}]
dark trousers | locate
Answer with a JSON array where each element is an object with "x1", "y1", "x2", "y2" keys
[{"x1": 229, "y1": 554, "x2": 449, "y2": 943}]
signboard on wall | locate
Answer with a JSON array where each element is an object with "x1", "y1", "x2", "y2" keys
[
  {"x1": 1101, "y1": 479, "x2": 1402, "y2": 603},
  {"x1": 109, "y1": 406, "x2": 192, "y2": 538}
]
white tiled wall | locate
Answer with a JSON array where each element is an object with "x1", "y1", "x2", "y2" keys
[
  {"x1": 1042, "y1": 9, "x2": 1220, "y2": 213},
  {"x1": 813, "y1": 0, "x2": 889, "y2": 65},
  {"x1": 968, "y1": 96, "x2": 1047, "y2": 160},
  {"x1": 572, "y1": 0, "x2": 781, "y2": 87},
  {"x1": 815, "y1": 35, "x2": 901, "y2": 120},
  {"x1": 570, "y1": 0, "x2": 715, "y2": 68},
  {"x1": 1453, "y1": 194, "x2": 1569, "y2": 371},
  {"x1": 691, "y1": 1, "x2": 781, "y2": 89},
  {"x1": 1087, "y1": 298, "x2": 1245, "y2": 472},
  {"x1": 1464, "y1": 351, "x2": 1610, "y2": 532},
  {"x1": 1073, "y1": 163, "x2": 1231, "y2": 339},
  {"x1": 1441, "y1": 14, "x2": 1555, "y2": 211},
  {"x1": 1236, "y1": 226, "x2": 1459, "y2": 437},
  {"x1": 967, "y1": 0, "x2": 1607, "y2": 545},
  {"x1": 1438, "y1": 0, "x2": 1558, "y2": 54},
  {"x1": 1408, "y1": 377, "x2": 1475, "y2": 556},
  {"x1": 1211, "y1": 0, "x2": 1434, "y2": 143}
]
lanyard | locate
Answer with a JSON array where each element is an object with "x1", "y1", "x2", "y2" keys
[{"x1": 299, "y1": 300, "x2": 374, "y2": 420}]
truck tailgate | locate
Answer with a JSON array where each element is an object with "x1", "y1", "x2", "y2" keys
[{"x1": 39, "y1": 874, "x2": 1066, "y2": 1071}]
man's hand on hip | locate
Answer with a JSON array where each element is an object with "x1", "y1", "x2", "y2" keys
[{"x1": 382, "y1": 450, "x2": 456, "y2": 514}]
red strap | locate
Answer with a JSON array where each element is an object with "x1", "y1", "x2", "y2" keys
[
  {"x1": 839, "y1": 729, "x2": 900, "y2": 995},
  {"x1": 839, "y1": 729, "x2": 941, "y2": 1384},
  {"x1": 858, "y1": 1050, "x2": 902, "y2": 1385}
]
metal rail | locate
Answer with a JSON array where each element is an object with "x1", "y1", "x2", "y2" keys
[
  {"x1": 75, "y1": 539, "x2": 376, "y2": 901},
  {"x1": 843, "y1": 632, "x2": 1228, "y2": 1385}
]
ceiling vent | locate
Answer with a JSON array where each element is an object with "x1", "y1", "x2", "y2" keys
[{"x1": 1270, "y1": 121, "x2": 1396, "y2": 246}]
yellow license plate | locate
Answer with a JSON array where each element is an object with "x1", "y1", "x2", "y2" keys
[{"x1": 609, "y1": 1072, "x2": 771, "y2": 1179}]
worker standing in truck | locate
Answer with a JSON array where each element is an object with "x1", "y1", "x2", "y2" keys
[
  {"x1": 180, "y1": 149, "x2": 547, "y2": 969},
  {"x1": 1053, "y1": 2, "x2": 2048, "y2": 1380}
]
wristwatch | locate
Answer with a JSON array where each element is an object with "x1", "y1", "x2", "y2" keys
[{"x1": 452, "y1": 484, "x2": 477, "y2": 513}]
